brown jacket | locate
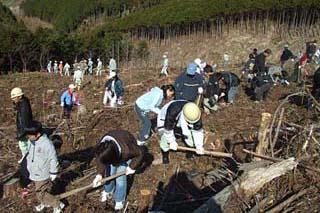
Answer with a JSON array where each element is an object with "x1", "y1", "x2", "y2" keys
[{"x1": 96, "y1": 130, "x2": 145, "y2": 176}]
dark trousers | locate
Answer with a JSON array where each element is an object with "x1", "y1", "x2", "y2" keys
[{"x1": 254, "y1": 83, "x2": 272, "y2": 101}]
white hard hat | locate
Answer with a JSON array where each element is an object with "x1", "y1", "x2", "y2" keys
[
  {"x1": 183, "y1": 102, "x2": 201, "y2": 124},
  {"x1": 194, "y1": 58, "x2": 201, "y2": 66},
  {"x1": 60, "y1": 61, "x2": 62, "y2": 63},
  {"x1": 109, "y1": 71, "x2": 116, "y2": 78},
  {"x1": 97, "y1": 58, "x2": 100, "y2": 61},
  {"x1": 163, "y1": 55, "x2": 167, "y2": 58},
  {"x1": 77, "y1": 66, "x2": 81, "y2": 69},
  {"x1": 68, "y1": 84, "x2": 76, "y2": 89},
  {"x1": 11, "y1": 87, "x2": 24, "y2": 99}
]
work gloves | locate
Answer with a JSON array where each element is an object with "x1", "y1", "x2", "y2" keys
[
  {"x1": 163, "y1": 130, "x2": 177, "y2": 150},
  {"x1": 60, "y1": 103, "x2": 64, "y2": 107},
  {"x1": 169, "y1": 141, "x2": 178, "y2": 151},
  {"x1": 50, "y1": 174, "x2": 57, "y2": 181},
  {"x1": 198, "y1": 87, "x2": 204, "y2": 94},
  {"x1": 125, "y1": 167, "x2": 135, "y2": 175},
  {"x1": 195, "y1": 146, "x2": 204, "y2": 155},
  {"x1": 92, "y1": 174, "x2": 103, "y2": 188}
]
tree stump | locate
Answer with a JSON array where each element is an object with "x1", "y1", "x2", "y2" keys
[
  {"x1": 2, "y1": 178, "x2": 19, "y2": 199},
  {"x1": 139, "y1": 189, "x2": 151, "y2": 213}
]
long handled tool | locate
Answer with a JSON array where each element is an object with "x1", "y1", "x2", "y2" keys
[
  {"x1": 177, "y1": 146, "x2": 232, "y2": 158},
  {"x1": 56, "y1": 171, "x2": 126, "y2": 199}
]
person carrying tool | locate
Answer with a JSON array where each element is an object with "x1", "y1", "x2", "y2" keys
[
  {"x1": 11, "y1": 87, "x2": 33, "y2": 159},
  {"x1": 135, "y1": 84, "x2": 175, "y2": 145},
  {"x1": 157, "y1": 101, "x2": 204, "y2": 164},
  {"x1": 92, "y1": 130, "x2": 146, "y2": 211},
  {"x1": 23, "y1": 120, "x2": 65, "y2": 213}
]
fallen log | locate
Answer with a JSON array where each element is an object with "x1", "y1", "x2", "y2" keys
[
  {"x1": 194, "y1": 158, "x2": 298, "y2": 212},
  {"x1": 56, "y1": 171, "x2": 125, "y2": 199},
  {"x1": 177, "y1": 146, "x2": 233, "y2": 158}
]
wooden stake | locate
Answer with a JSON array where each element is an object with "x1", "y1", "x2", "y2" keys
[
  {"x1": 255, "y1": 113, "x2": 272, "y2": 161},
  {"x1": 177, "y1": 146, "x2": 232, "y2": 158},
  {"x1": 139, "y1": 189, "x2": 152, "y2": 213},
  {"x1": 56, "y1": 171, "x2": 126, "y2": 199}
]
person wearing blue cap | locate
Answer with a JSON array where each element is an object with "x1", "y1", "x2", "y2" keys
[{"x1": 174, "y1": 62, "x2": 205, "y2": 101}]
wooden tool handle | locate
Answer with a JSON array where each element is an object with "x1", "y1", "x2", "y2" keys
[
  {"x1": 177, "y1": 146, "x2": 232, "y2": 158},
  {"x1": 56, "y1": 171, "x2": 126, "y2": 199}
]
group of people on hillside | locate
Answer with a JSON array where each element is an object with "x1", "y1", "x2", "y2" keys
[
  {"x1": 10, "y1": 39, "x2": 320, "y2": 212},
  {"x1": 47, "y1": 57, "x2": 118, "y2": 90}
]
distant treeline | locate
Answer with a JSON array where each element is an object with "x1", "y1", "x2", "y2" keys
[
  {"x1": 0, "y1": 2, "x2": 138, "y2": 73},
  {"x1": 101, "y1": 0, "x2": 320, "y2": 39},
  {"x1": 22, "y1": 0, "x2": 320, "y2": 36},
  {"x1": 21, "y1": 0, "x2": 163, "y2": 32}
]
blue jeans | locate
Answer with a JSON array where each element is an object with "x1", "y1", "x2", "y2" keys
[
  {"x1": 227, "y1": 86, "x2": 239, "y2": 103},
  {"x1": 103, "y1": 161, "x2": 129, "y2": 203},
  {"x1": 134, "y1": 104, "x2": 151, "y2": 141}
]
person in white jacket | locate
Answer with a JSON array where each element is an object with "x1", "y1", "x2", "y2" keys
[
  {"x1": 157, "y1": 101, "x2": 204, "y2": 164},
  {"x1": 47, "y1": 61, "x2": 52, "y2": 73},
  {"x1": 24, "y1": 121, "x2": 65, "y2": 213},
  {"x1": 63, "y1": 62, "x2": 70, "y2": 76},
  {"x1": 134, "y1": 85, "x2": 175, "y2": 145},
  {"x1": 73, "y1": 66, "x2": 83, "y2": 90},
  {"x1": 96, "y1": 58, "x2": 103, "y2": 76},
  {"x1": 160, "y1": 54, "x2": 169, "y2": 76}
]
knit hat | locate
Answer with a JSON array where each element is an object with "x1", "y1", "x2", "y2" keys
[{"x1": 186, "y1": 62, "x2": 197, "y2": 75}]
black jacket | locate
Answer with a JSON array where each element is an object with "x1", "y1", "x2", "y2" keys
[
  {"x1": 174, "y1": 73, "x2": 205, "y2": 101},
  {"x1": 205, "y1": 73, "x2": 222, "y2": 98},
  {"x1": 254, "y1": 53, "x2": 267, "y2": 75},
  {"x1": 221, "y1": 72, "x2": 240, "y2": 88},
  {"x1": 15, "y1": 96, "x2": 33, "y2": 139},
  {"x1": 280, "y1": 49, "x2": 294, "y2": 61},
  {"x1": 96, "y1": 130, "x2": 145, "y2": 176},
  {"x1": 313, "y1": 67, "x2": 320, "y2": 89},
  {"x1": 164, "y1": 100, "x2": 202, "y2": 131},
  {"x1": 251, "y1": 75, "x2": 272, "y2": 88}
]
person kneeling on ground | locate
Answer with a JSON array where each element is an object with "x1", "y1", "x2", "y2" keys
[
  {"x1": 24, "y1": 120, "x2": 64, "y2": 213},
  {"x1": 251, "y1": 74, "x2": 273, "y2": 103},
  {"x1": 103, "y1": 71, "x2": 124, "y2": 107},
  {"x1": 203, "y1": 65, "x2": 225, "y2": 112},
  {"x1": 92, "y1": 130, "x2": 146, "y2": 211},
  {"x1": 157, "y1": 101, "x2": 204, "y2": 164},
  {"x1": 216, "y1": 71, "x2": 240, "y2": 105},
  {"x1": 135, "y1": 84, "x2": 175, "y2": 145}
]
